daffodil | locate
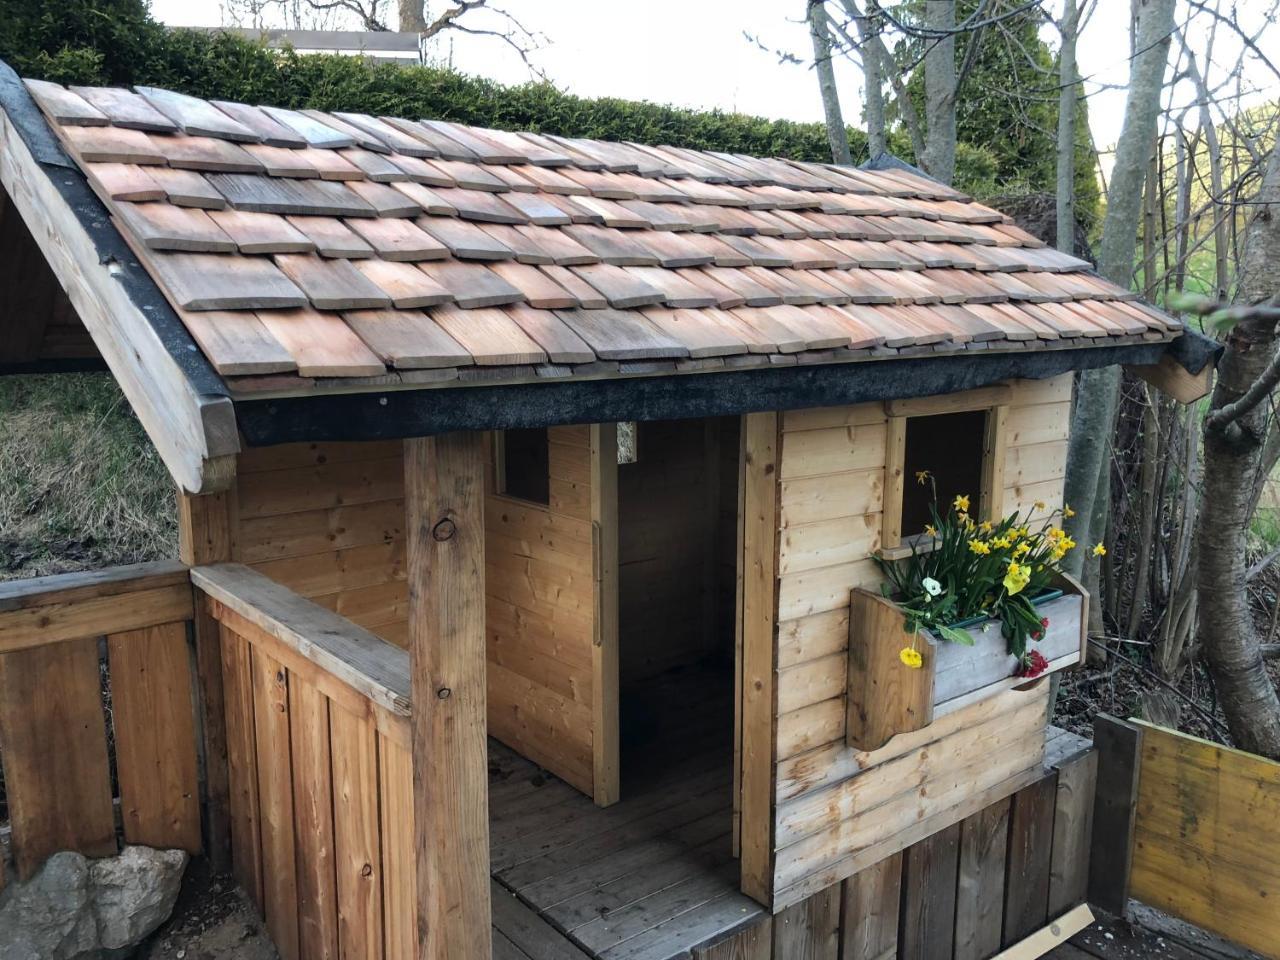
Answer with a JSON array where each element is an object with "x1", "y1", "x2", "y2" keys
[
  {"x1": 1003, "y1": 561, "x2": 1030, "y2": 595},
  {"x1": 953, "y1": 494, "x2": 971, "y2": 513},
  {"x1": 969, "y1": 540, "x2": 991, "y2": 556},
  {"x1": 1093, "y1": 542, "x2": 1107, "y2": 556},
  {"x1": 915, "y1": 469, "x2": 932, "y2": 485},
  {"x1": 900, "y1": 646, "x2": 923, "y2": 669},
  {"x1": 979, "y1": 520, "x2": 994, "y2": 534},
  {"x1": 1013, "y1": 541, "x2": 1030, "y2": 556},
  {"x1": 1059, "y1": 535, "x2": 1077, "y2": 552},
  {"x1": 924, "y1": 524, "x2": 937, "y2": 538},
  {"x1": 1063, "y1": 504, "x2": 1076, "y2": 518},
  {"x1": 992, "y1": 536, "x2": 1011, "y2": 549}
]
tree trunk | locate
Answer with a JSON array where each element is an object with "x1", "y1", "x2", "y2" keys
[
  {"x1": 399, "y1": 0, "x2": 428, "y2": 32},
  {"x1": 855, "y1": 4, "x2": 887, "y2": 157},
  {"x1": 808, "y1": 0, "x2": 853, "y2": 166},
  {"x1": 921, "y1": 0, "x2": 957, "y2": 184},
  {"x1": 841, "y1": 0, "x2": 927, "y2": 164},
  {"x1": 1196, "y1": 142, "x2": 1280, "y2": 760},
  {"x1": 1064, "y1": 0, "x2": 1176, "y2": 566},
  {"x1": 1055, "y1": 0, "x2": 1078, "y2": 254}
]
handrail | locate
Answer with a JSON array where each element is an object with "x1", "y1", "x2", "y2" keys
[{"x1": 192, "y1": 562, "x2": 410, "y2": 718}]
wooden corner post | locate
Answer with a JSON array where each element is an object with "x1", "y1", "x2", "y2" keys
[{"x1": 405, "y1": 433, "x2": 492, "y2": 959}]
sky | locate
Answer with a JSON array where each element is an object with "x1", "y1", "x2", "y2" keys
[{"x1": 149, "y1": 0, "x2": 1278, "y2": 155}]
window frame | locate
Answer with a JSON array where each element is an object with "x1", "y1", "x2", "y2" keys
[
  {"x1": 880, "y1": 385, "x2": 1012, "y2": 560},
  {"x1": 493, "y1": 426, "x2": 552, "y2": 507}
]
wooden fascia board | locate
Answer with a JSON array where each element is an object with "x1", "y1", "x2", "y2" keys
[{"x1": 0, "y1": 81, "x2": 237, "y2": 494}]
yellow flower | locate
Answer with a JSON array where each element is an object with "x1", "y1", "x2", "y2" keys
[
  {"x1": 1004, "y1": 561, "x2": 1030, "y2": 595},
  {"x1": 964, "y1": 516, "x2": 976, "y2": 532},
  {"x1": 992, "y1": 536, "x2": 1011, "y2": 549},
  {"x1": 915, "y1": 469, "x2": 932, "y2": 485},
  {"x1": 1059, "y1": 535, "x2": 1077, "y2": 552},
  {"x1": 953, "y1": 494, "x2": 971, "y2": 513},
  {"x1": 979, "y1": 520, "x2": 994, "y2": 534},
  {"x1": 1017, "y1": 526, "x2": 1030, "y2": 538},
  {"x1": 900, "y1": 646, "x2": 923, "y2": 669},
  {"x1": 924, "y1": 524, "x2": 937, "y2": 537},
  {"x1": 1063, "y1": 504, "x2": 1076, "y2": 518},
  {"x1": 1048, "y1": 527, "x2": 1065, "y2": 541},
  {"x1": 1014, "y1": 541, "x2": 1030, "y2": 556},
  {"x1": 969, "y1": 540, "x2": 991, "y2": 556},
  {"x1": 1093, "y1": 542, "x2": 1107, "y2": 556}
]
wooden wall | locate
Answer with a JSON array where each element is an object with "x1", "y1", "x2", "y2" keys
[
  {"x1": 484, "y1": 424, "x2": 603, "y2": 799},
  {"x1": 742, "y1": 376, "x2": 1074, "y2": 910},
  {"x1": 701, "y1": 729, "x2": 1096, "y2": 960},
  {"x1": 618, "y1": 418, "x2": 739, "y2": 681}
]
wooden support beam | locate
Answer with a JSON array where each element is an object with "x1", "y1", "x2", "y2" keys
[
  {"x1": 591, "y1": 422, "x2": 620, "y2": 807},
  {"x1": 405, "y1": 432, "x2": 492, "y2": 959},
  {"x1": 179, "y1": 490, "x2": 234, "y2": 870},
  {"x1": 1088, "y1": 715, "x2": 1143, "y2": 917},
  {"x1": 1126, "y1": 354, "x2": 1213, "y2": 404}
]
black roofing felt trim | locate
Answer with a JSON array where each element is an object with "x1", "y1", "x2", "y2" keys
[
  {"x1": 0, "y1": 59, "x2": 229, "y2": 401},
  {"x1": 1164, "y1": 327, "x2": 1221, "y2": 375},
  {"x1": 860, "y1": 152, "x2": 934, "y2": 180},
  {"x1": 236, "y1": 339, "x2": 1171, "y2": 446}
]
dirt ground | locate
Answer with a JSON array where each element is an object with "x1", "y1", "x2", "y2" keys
[{"x1": 137, "y1": 858, "x2": 277, "y2": 960}]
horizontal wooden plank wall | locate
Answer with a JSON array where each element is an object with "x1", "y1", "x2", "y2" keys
[
  {"x1": 700, "y1": 731, "x2": 1095, "y2": 960},
  {"x1": 0, "y1": 561, "x2": 200, "y2": 885},
  {"x1": 485, "y1": 424, "x2": 599, "y2": 798},
  {"x1": 207, "y1": 593, "x2": 414, "y2": 960},
  {"x1": 1127, "y1": 721, "x2": 1280, "y2": 958},
  {"x1": 766, "y1": 378, "x2": 1070, "y2": 910},
  {"x1": 233, "y1": 439, "x2": 410, "y2": 645}
]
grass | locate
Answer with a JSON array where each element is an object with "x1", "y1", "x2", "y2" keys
[{"x1": 0, "y1": 373, "x2": 176, "y2": 581}]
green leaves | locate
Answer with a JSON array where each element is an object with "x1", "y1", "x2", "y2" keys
[{"x1": 935, "y1": 623, "x2": 975, "y2": 646}]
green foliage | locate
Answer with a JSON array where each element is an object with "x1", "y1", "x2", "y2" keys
[{"x1": 2, "y1": 0, "x2": 1029, "y2": 200}]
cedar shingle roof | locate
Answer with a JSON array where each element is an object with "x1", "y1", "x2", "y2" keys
[{"x1": 24, "y1": 77, "x2": 1182, "y2": 394}]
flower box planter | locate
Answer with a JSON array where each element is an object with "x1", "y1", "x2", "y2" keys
[{"x1": 846, "y1": 573, "x2": 1087, "y2": 751}]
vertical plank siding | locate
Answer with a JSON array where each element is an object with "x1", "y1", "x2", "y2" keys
[{"x1": 0, "y1": 561, "x2": 199, "y2": 880}]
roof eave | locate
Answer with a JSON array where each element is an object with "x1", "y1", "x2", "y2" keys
[{"x1": 0, "y1": 60, "x2": 238, "y2": 494}]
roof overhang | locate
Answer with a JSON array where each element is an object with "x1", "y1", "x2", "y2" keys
[{"x1": 0, "y1": 62, "x2": 238, "y2": 494}]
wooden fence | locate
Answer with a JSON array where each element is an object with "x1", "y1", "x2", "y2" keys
[
  {"x1": 0, "y1": 561, "x2": 200, "y2": 891},
  {"x1": 1090, "y1": 715, "x2": 1280, "y2": 959},
  {"x1": 191, "y1": 562, "x2": 414, "y2": 960}
]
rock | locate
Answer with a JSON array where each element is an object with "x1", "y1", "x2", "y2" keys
[
  {"x1": 90, "y1": 846, "x2": 188, "y2": 951},
  {"x1": 0, "y1": 851, "x2": 99, "y2": 960}
]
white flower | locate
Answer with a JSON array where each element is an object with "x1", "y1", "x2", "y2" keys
[{"x1": 922, "y1": 577, "x2": 942, "y2": 597}]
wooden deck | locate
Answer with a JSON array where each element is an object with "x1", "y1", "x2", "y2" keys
[{"x1": 488, "y1": 660, "x2": 760, "y2": 960}]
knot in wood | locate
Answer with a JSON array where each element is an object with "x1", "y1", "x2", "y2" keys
[
  {"x1": 432, "y1": 518, "x2": 457, "y2": 542},
  {"x1": 436, "y1": 687, "x2": 452, "y2": 700},
  {"x1": 361, "y1": 863, "x2": 373, "y2": 878}
]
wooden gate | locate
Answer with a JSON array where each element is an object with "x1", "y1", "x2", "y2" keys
[{"x1": 0, "y1": 561, "x2": 200, "y2": 889}]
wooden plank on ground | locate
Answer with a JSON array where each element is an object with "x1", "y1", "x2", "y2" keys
[
  {"x1": 991, "y1": 904, "x2": 1094, "y2": 960},
  {"x1": 898, "y1": 821, "x2": 961, "y2": 960},
  {"x1": 219, "y1": 624, "x2": 264, "y2": 909},
  {"x1": 1004, "y1": 773, "x2": 1058, "y2": 947},
  {"x1": 250, "y1": 645, "x2": 300, "y2": 960},
  {"x1": 955, "y1": 797, "x2": 1010, "y2": 960},
  {"x1": 405, "y1": 432, "x2": 493, "y2": 959},
  {"x1": 839, "y1": 853, "x2": 901, "y2": 960},
  {"x1": 1087, "y1": 715, "x2": 1143, "y2": 917},
  {"x1": 288, "y1": 678, "x2": 338, "y2": 960},
  {"x1": 771, "y1": 884, "x2": 839, "y2": 959},
  {"x1": 107, "y1": 621, "x2": 202, "y2": 853},
  {"x1": 0, "y1": 637, "x2": 117, "y2": 878},
  {"x1": 490, "y1": 879, "x2": 593, "y2": 959},
  {"x1": 331, "y1": 702, "x2": 385, "y2": 959},
  {"x1": 1047, "y1": 749, "x2": 1097, "y2": 916}
]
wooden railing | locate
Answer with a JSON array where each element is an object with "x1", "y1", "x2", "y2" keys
[
  {"x1": 191, "y1": 563, "x2": 415, "y2": 960},
  {"x1": 0, "y1": 560, "x2": 199, "y2": 890},
  {"x1": 1091, "y1": 715, "x2": 1280, "y2": 959}
]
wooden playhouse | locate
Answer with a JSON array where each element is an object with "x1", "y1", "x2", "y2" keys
[{"x1": 0, "y1": 64, "x2": 1217, "y2": 960}]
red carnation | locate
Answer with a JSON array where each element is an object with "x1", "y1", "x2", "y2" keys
[{"x1": 1016, "y1": 649, "x2": 1050, "y2": 679}]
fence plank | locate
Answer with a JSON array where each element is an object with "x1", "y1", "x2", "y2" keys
[
  {"x1": 0, "y1": 637, "x2": 116, "y2": 878},
  {"x1": 289, "y1": 679, "x2": 338, "y2": 960},
  {"x1": 694, "y1": 917, "x2": 772, "y2": 960},
  {"x1": 771, "y1": 883, "x2": 839, "y2": 960},
  {"x1": 955, "y1": 797, "x2": 1010, "y2": 960},
  {"x1": 1002, "y1": 773, "x2": 1057, "y2": 946},
  {"x1": 220, "y1": 625, "x2": 264, "y2": 909},
  {"x1": 250, "y1": 646, "x2": 300, "y2": 960},
  {"x1": 379, "y1": 734, "x2": 416, "y2": 960},
  {"x1": 331, "y1": 702, "x2": 385, "y2": 960},
  {"x1": 1048, "y1": 749, "x2": 1097, "y2": 915},
  {"x1": 1088, "y1": 715, "x2": 1143, "y2": 916},
  {"x1": 838, "y1": 852, "x2": 901, "y2": 960},
  {"x1": 898, "y1": 820, "x2": 961, "y2": 960},
  {"x1": 108, "y1": 621, "x2": 202, "y2": 852}
]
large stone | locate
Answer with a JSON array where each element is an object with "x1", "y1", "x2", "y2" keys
[
  {"x1": 0, "y1": 851, "x2": 99, "y2": 960},
  {"x1": 90, "y1": 846, "x2": 188, "y2": 951}
]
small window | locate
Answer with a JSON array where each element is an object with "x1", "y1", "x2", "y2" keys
[
  {"x1": 499, "y1": 427, "x2": 550, "y2": 505},
  {"x1": 900, "y1": 410, "x2": 987, "y2": 540}
]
